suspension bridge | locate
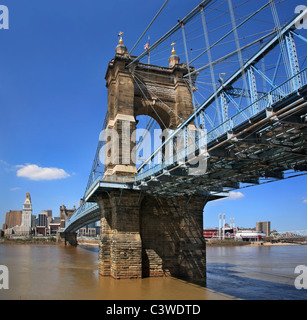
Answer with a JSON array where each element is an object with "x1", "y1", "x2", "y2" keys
[{"x1": 61, "y1": 0, "x2": 307, "y2": 283}]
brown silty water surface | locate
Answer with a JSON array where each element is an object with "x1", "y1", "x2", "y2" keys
[
  {"x1": 1, "y1": 243, "x2": 306, "y2": 300},
  {"x1": 0, "y1": 244, "x2": 233, "y2": 300}
]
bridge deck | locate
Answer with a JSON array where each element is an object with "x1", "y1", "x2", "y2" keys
[{"x1": 85, "y1": 84, "x2": 307, "y2": 201}]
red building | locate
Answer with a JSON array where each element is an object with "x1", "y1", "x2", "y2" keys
[
  {"x1": 203, "y1": 228, "x2": 218, "y2": 238},
  {"x1": 36, "y1": 226, "x2": 46, "y2": 236}
]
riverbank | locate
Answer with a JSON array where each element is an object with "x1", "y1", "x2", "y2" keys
[
  {"x1": 206, "y1": 240, "x2": 249, "y2": 247},
  {"x1": 1, "y1": 237, "x2": 304, "y2": 247},
  {"x1": 248, "y1": 241, "x2": 299, "y2": 246},
  {"x1": 205, "y1": 239, "x2": 305, "y2": 247},
  {"x1": 0, "y1": 237, "x2": 100, "y2": 246},
  {"x1": 0, "y1": 237, "x2": 57, "y2": 245}
]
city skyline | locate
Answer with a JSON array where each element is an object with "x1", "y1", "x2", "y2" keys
[{"x1": 0, "y1": 0, "x2": 306, "y2": 232}]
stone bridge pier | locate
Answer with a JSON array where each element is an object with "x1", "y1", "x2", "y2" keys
[
  {"x1": 97, "y1": 190, "x2": 207, "y2": 284},
  {"x1": 96, "y1": 35, "x2": 208, "y2": 285},
  {"x1": 58, "y1": 231, "x2": 78, "y2": 246}
]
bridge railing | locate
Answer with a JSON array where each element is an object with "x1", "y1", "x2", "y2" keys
[
  {"x1": 207, "y1": 68, "x2": 307, "y2": 140},
  {"x1": 136, "y1": 68, "x2": 307, "y2": 182},
  {"x1": 63, "y1": 202, "x2": 99, "y2": 231}
]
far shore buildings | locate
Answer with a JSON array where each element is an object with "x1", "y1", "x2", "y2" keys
[
  {"x1": 2, "y1": 193, "x2": 62, "y2": 237},
  {"x1": 1, "y1": 193, "x2": 101, "y2": 238},
  {"x1": 3, "y1": 193, "x2": 33, "y2": 236},
  {"x1": 2, "y1": 210, "x2": 22, "y2": 229}
]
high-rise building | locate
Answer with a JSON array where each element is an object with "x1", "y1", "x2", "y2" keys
[
  {"x1": 2, "y1": 210, "x2": 22, "y2": 229},
  {"x1": 38, "y1": 211, "x2": 48, "y2": 228},
  {"x1": 36, "y1": 211, "x2": 48, "y2": 236},
  {"x1": 6, "y1": 193, "x2": 33, "y2": 236},
  {"x1": 21, "y1": 193, "x2": 32, "y2": 229},
  {"x1": 256, "y1": 221, "x2": 271, "y2": 236},
  {"x1": 31, "y1": 215, "x2": 36, "y2": 228},
  {"x1": 44, "y1": 210, "x2": 52, "y2": 227}
]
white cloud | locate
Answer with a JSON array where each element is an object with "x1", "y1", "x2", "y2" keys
[
  {"x1": 16, "y1": 164, "x2": 70, "y2": 181},
  {"x1": 10, "y1": 187, "x2": 21, "y2": 191},
  {"x1": 303, "y1": 199, "x2": 307, "y2": 204},
  {"x1": 228, "y1": 191, "x2": 245, "y2": 200},
  {"x1": 0, "y1": 159, "x2": 16, "y2": 172},
  {"x1": 214, "y1": 191, "x2": 245, "y2": 203}
]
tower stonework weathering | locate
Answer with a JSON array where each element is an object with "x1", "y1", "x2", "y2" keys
[{"x1": 97, "y1": 34, "x2": 210, "y2": 285}]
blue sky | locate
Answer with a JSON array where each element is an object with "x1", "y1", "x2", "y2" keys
[{"x1": 0, "y1": 0, "x2": 306, "y2": 232}]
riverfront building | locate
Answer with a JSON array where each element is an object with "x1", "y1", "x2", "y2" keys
[
  {"x1": 2, "y1": 210, "x2": 22, "y2": 229},
  {"x1": 1, "y1": 193, "x2": 64, "y2": 237},
  {"x1": 3, "y1": 193, "x2": 33, "y2": 236},
  {"x1": 256, "y1": 221, "x2": 271, "y2": 236},
  {"x1": 20, "y1": 193, "x2": 32, "y2": 234}
]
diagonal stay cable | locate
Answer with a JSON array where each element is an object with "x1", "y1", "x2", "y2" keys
[{"x1": 129, "y1": 0, "x2": 169, "y2": 55}]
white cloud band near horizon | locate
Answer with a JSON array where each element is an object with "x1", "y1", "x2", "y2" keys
[
  {"x1": 16, "y1": 164, "x2": 70, "y2": 181},
  {"x1": 228, "y1": 191, "x2": 245, "y2": 200},
  {"x1": 213, "y1": 191, "x2": 245, "y2": 203}
]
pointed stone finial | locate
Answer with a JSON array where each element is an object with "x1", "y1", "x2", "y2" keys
[
  {"x1": 171, "y1": 42, "x2": 176, "y2": 55},
  {"x1": 168, "y1": 42, "x2": 179, "y2": 68},
  {"x1": 118, "y1": 31, "x2": 124, "y2": 45},
  {"x1": 116, "y1": 31, "x2": 128, "y2": 55}
]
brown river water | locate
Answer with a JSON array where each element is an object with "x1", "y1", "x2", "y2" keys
[{"x1": 0, "y1": 243, "x2": 306, "y2": 300}]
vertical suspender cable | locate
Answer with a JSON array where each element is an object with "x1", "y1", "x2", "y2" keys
[
  {"x1": 227, "y1": 0, "x2": 251, "y2": 106},
  {"x1": 200, "y1": 6, "x2": 222, "y2": 128},
  {"x1": 189, "y1": 1, "x2": 271, "y2": 66},
  {"x1": 181, "y1": 23, "x2": 200, "y2": 128},
  {"x1": 269, "y1": 0, "x2": 291, "y2": 79}
]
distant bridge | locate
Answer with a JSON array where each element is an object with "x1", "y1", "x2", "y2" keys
[{"x1": 271, "y1": 230, "x2": 307, "y2": 240}]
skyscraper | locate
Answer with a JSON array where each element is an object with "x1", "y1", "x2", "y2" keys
[
  {"x1": 7, "y1": 192, "x2": 33, "y2": 236},
  {"x1": 38, "y1": 211, "x2": 48, "y2": 227},
  {"x1": 256, "y1": 221, "x2": 271, "y2": 236},
  {"x1": 2, "y1": 210, "x2": 22, "y2": 229},
  {"x1": 21, "y1": 193, "x2": 32, "y2": 229}
]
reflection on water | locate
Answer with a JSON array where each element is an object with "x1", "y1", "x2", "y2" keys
[{"x1": 0, "y1": 244, "x2": 306, "y2": 300}]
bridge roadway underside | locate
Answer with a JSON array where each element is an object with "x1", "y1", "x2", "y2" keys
[
  {"x1": 86, "y1": 86, "x2": 307, "y2": 201},
  {"x1": 135, "y1": 86, "x2": 307, "y2": 195}
]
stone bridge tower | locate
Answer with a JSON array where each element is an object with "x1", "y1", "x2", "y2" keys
[
  {"x1": 97, "y1": 34, "x2": 209, "y2": 285},
  {"x1": 103, "y1": 35, "x2": 196, "y2": 177}
]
